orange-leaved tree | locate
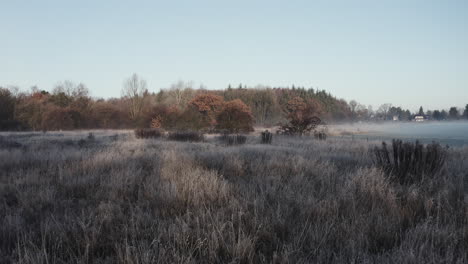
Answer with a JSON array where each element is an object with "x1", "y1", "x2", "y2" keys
[
  {"x1": 216, "y1": 99, "x2": 254, "y2": 133},
  {"x1": 279, "y1": 96, "x2": 322, "y2": 135},
  {"x1": 188, "y1": 93, "x2": 224, "y2": 126}
]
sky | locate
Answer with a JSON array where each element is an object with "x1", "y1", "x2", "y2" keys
[{"x1": 1, "y1": 0, "x2": 467, "y2": 112}]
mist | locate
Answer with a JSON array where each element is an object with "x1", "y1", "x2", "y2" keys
[{"x1": 330, "y1": 121, "x2": 468, "y2": 146}]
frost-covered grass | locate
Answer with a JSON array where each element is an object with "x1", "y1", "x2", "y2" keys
[{"x1": 0, "y1": 131, "x2": 467, "y2": 263}]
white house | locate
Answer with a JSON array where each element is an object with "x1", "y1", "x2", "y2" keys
[{"x1": 414, "y1": 115, "x2": 425, "y2": 122}]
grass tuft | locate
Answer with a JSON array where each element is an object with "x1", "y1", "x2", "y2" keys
[{"x1": 373, "y1": 139, "x2": 447, "y2": 184}]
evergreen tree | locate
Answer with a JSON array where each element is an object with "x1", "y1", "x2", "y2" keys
[
  {"x1": 464, "y1": 104, "x2": 468, "y2": 119},
  {"x1": 449, "y1": 107, "x2": 459, "y2": 120}
]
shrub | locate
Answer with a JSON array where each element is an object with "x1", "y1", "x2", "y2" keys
[
  {"x1": 168, "y1": 131, "x2": 204, "y2": 142},
  {"x1": 146, "y1": 105, "x2": 209, "y2": 131},
  {"x1": 78, "y1": 133, "x2": 96, "y2": 148},
  {"x1": 189, "y1": 93, "x2": 224, "y2": 126},
  {"x1": 0, "y1": 136, "x2": 22, "y2": 149},
  {"x1": 87, "y1": 132, "x2": 95, "y2": 141},
  {"x1": 216, "y1": 99, "x2": 254, "y2": 133},
  {"x1": 177, "y1": 108, "x2": 211, "y2": 131},
  {"x1": 278, "y1": 97, "x2": 322, "y2": 136},
  {"x1": 144, "y1": 105, "x2": 181, "y2": 130},
  {"x1": 373, "y1": 139, "x2": 447, "y2": 184},
  {"x1": 261, "y1": 130, "x2": 273, "y2": 144},
  {"x1": 134, "y1": 128, "x2": 163, "y2": 139},
  {"x1": 91, "y1": 102, "x2": 131, "y2": 129},
  {"x1": 220, "y1": 134, "x2": 247, "y2": 146},
  {"x1": 41, "y1": 106, "x2": 76, "y2": 130},
  {"x1": 0, "y1": 88, "x2": 15, "y2": 123},
  {"x1": 314, "y1": 131, "x2": 327, "y2": 140}
]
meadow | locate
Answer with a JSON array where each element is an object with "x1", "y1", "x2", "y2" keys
[{"x1": 0, "y1": 130, "x2": 467, "y2": 263}]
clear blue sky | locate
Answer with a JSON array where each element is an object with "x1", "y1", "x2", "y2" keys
[{"x1": 1, "y1": 0, "x2": 467, "y2": 111}]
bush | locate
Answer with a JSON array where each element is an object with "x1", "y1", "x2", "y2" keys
[
  {"x1": 0, "y1": 136, "x2": 22, "y2": 149},
  {"x1": 220, "y1": 134, "x2": 247, "y2": 146},
  {"x1": 278, "y1": 97, "x2": 322, "y2": 136},
  {"x1": 216, "y1": 99, "x2": 254, "y2": 133},
  {"x1": 261, "y1": 130, "x2": 273, "y2": 144},
  {"x1": 0, "y1": 120, "x2": 26, "y2": 131},
  {"x1": 314, "y1": 131, "x2": 327, "y2": 140},
  {"x1": 134, "y1": 128, "x2": 163, "y2": 139},
  {"x1": 168, "y1": 131, "x2": 204, "y2": 142},
  {"x1": 373, "y1": 139, "x2": 447, "y2": 184},
  {"x1": 87, "y1": 132, "x2": 95, "y2": 141},
  {"x1": 41, "y1": 106, "x2": 76, "y2": 130}
]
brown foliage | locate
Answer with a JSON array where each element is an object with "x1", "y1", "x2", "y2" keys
[
  {"x1": 178, "y1": 108, "x2": 210, "y2": 131},
  {"x1": 15, "y1": 94, "x2": 50, "y2": 130},
  {"x1": 189, "y1": 93, "x2": 224, "y2": 125},
  {"x1": 144, "y1": 105, "x2": 180, "y2": 130},
  {"x1": 41, "y1": 106, "x2": 79, "y2": 130},
  {"x1": 216, "y1": 99, "x2": 254, "y2": 133},
  {"x1": 146, "y1": 105, "x2": 209, "y2": 131},
  {"x1": 279, "y1": 97, "x2": 323, "y2": 135},
  {"x1": 150, "y1": 116, "x2": 162, "y2": 129}
]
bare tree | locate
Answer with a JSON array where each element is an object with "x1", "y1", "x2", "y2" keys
[
  {"x1": 349, "y1": 100, "x2": 358, "y2": 120},
  {"x1": 122, "y1": 73, "x2": 148, "y2": 121},
  {"x1": 167, "y1": 80, "x2": 195, "y2": 109},
  {"x1": 349, "y1": 100, "x2": 358, "y2": 113},
  {"x1": 378, "y1": 103, "x2": 392, "y2": 120},
  {"x1": 356, "y1": 104, "x2": 367, "y2": 120},
  {"x1": 52, "y1": 81, "x2": 89, "y2": 98}
]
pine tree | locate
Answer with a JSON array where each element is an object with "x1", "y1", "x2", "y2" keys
[{"x1": 418, "y1": 106, "x2": 424, "y2": 116}]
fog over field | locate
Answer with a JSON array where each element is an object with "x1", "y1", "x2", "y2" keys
[{"x1": 329, "y1": 121, "x2": 468, "y2": 146}]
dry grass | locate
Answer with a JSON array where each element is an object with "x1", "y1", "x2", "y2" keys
[{"x1": 0, "y1": 131, "x2": 467, "y2": 263}]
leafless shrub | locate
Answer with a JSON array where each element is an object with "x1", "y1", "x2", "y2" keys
[
  {"x1": 261, "y1": 130, "x2": 273, "y2": 144},
  {"x1": 167, "y1": 131, "x2": 204, "y2": 142},
  {"x1": 134, "y1": 128, "x2": 163, "y2": 139},
  {"x1": 0, "y1": 136, "x2": 22, "y2": 149},
  {"x1": 314, "y1": 131, "x2": 327, "y2": 140},
  {"x1": 220, "y1": 134, "x2": 247, "y2": 146}
]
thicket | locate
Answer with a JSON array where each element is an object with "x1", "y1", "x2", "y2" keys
[
  {"x1": 373, "y1": 139, "x2": 448, "y2": 184},
  {"x1": 278, "y1": 96, "x2": 323, "y2": 136},
  {"x1": 219, "y1": 134, "x2": 247, "y2": 146},
  {"x1": 167, "y1": 131, "x2": 204, "y2": 142},
  {"x1": 134, "y1": 128, "x2": 163, "y2": 139},
  {"x1": 0, "y1": 82, "x2": 353, "y2": 131},
  {"x1": 261, "y1": 130, "x2": 273, "y2": 144}
]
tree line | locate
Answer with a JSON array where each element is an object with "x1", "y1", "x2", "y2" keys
[{"x1": 1, "y1": 74, "x2": 467, "y2": 131}]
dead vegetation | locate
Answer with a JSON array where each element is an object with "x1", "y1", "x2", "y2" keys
[
  {"x1": 0, "y1": 131, "x2": 467, "y2": 263},
  {"x1": 373, "y1": 139, "x2": 448, "y2": 184},
  {"x1": 134, "y1": 128, "x2": 163, "y2": 139},
  {"x1": 167, "y1": 131, "x2": 205, "y2": 142},
  {"x1": 219, "y1": 134, "x2": 247, "y2": 146}
]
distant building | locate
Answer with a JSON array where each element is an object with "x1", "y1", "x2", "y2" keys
[{"x1": 414, "y1": 115, "x2": 425, "y2": 122}]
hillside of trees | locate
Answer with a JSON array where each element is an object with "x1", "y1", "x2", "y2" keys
[{"x1": 1, "y1": 74, "x2": 467, "y2": 131}]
